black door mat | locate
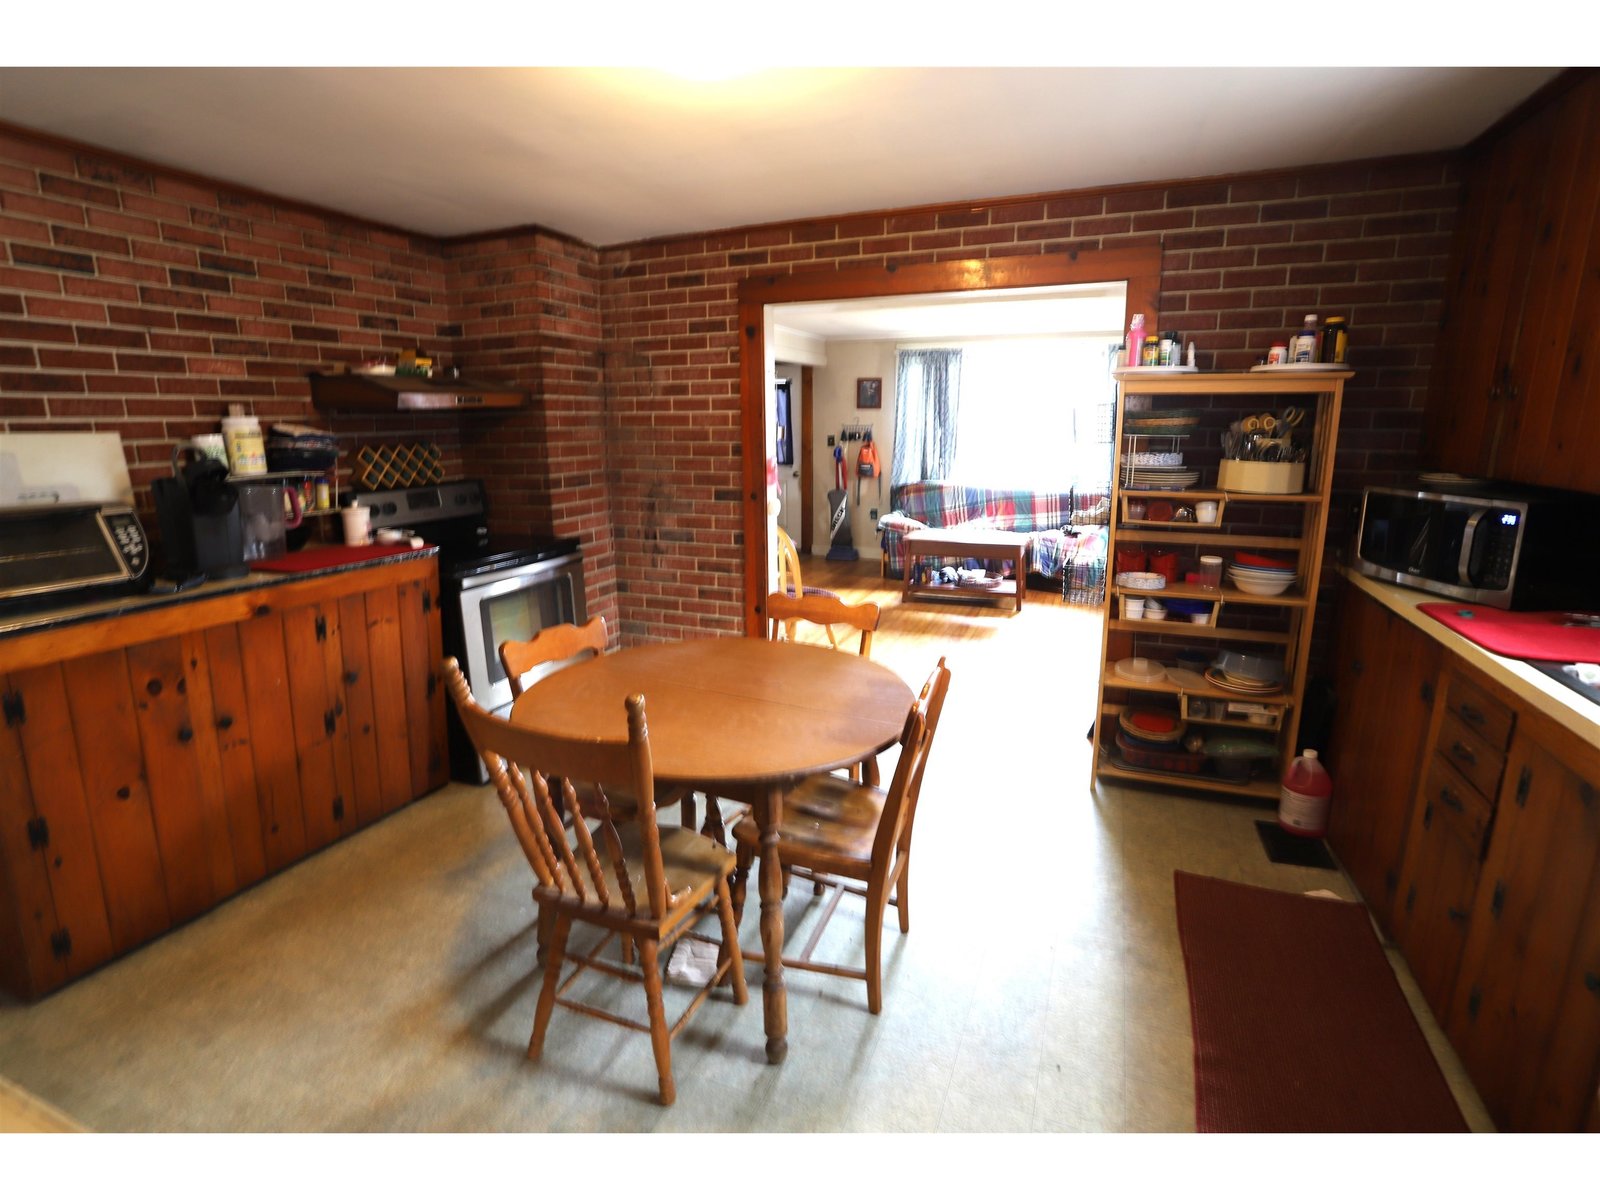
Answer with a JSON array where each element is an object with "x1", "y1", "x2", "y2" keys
[{"x1": 1255, "y1": 820, "x2": 1338, "y2": 869}]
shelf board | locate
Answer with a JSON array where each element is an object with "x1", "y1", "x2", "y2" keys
[
  {"x1": 1108, "y1": 618, "x2": 1292, "y2": 644},
  {"x1": 1114, "y1": 369, "x2": 1352, "y2": 396},
  {"x1": 1118, "y1": 489, "x2": 1320, "y2": 504},
  {"x1": 1101, "y1": 701, "x2": 1283, "y2": 733},
  {"x1": 1113, "y1": 581, "x2": 1309, "y2": 608},
  {"x1": 1101, "y1": 667, "x2": 1293, "y2": 704},
  {"x1": 1113, "y1": 526, "x2": 1304, "y2": 548},
  {"x1": 1094, "y1": 758, "x2": 1281, "y2": 800}
]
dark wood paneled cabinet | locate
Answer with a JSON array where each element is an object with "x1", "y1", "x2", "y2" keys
[
  {"x1": 1447, "y1": 719, "x2": 1600, "y2": 1133},
  {"x1": 1425, "y1": 69, "x2": 1600, "y2": 494},
  {"x1": 1330, "y1": 579, "x2": 1600, "y2": 1130},
  {"x1": 1325, "y1": 585, "x2": 1442, "y2": 934},
  {"x1": 0, "y1": 558, "x2": 448, "y2": 1000}
]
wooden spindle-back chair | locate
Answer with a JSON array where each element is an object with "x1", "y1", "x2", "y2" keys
[
  {"x1": 501, "y1": 617, "x2": 696, "y2": 830},
  {"x1": 732, "y1": 657, "x2": 951, "y2": 1014},
  {"x1": 444, "y1": 657, "x2": 748, "y2": 1106},
  {"x1": 500, "y1": 615, "x2": 608, "y2": 700},
  {"x1": 764, "y1": 590, "x2": 880, "y2": 658}
]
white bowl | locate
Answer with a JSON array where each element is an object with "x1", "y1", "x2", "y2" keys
[{"x1": 1229, "y1": 575, "x2": 1293, "y2": 596}]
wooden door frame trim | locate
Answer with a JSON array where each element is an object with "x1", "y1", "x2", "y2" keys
[{"x1": 736, "y1": 245, "x2": 1163, "y2": 636}]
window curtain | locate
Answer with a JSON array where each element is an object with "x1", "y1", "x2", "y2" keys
[{"x1": 892, "y1": 349, "x2": 962, "y2": 486}]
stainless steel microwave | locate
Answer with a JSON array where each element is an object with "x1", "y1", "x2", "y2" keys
[{"x1": 1354, "y1": 480, "x2": 1600, "y2": 611}]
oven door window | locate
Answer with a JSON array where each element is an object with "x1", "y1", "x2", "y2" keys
[{"x1": 476, "y1": 573, "x2": 579, "y2": 691}]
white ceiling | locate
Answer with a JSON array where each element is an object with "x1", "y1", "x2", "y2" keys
[{"x1": 0, "y1": 66, "x2": 1561, "y2": 246}]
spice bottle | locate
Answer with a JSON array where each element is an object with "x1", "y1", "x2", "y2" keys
[
  {"x1": 1159, "y1": 330, "x2": 1180, "y2": 366},
  {"x1": 1290, "y1": 314, "x2": 1319, "y2": 363},
  {"x1": 1141, "y1": 336, "x2": 1161, "y2": 366},
  {"x1": 1319, "y1": 316, "x2": 1348, "y2": 364},
  {"x1": 1127, "y1": 313, "x2": 1146, "y2": 367}
]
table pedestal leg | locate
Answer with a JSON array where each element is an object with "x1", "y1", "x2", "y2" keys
[{"x1": 758, "y1": 783, "x2": 788, "y2": 1065}]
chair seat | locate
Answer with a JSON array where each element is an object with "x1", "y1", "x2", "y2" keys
[
  {"x1": 731, "y1": 773, "x2": 883, "y2": 878},
  {"x1": 538, "y1": 824, "x2": 738, "y2": 930}
]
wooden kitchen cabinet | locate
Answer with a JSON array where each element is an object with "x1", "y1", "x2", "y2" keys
[
  {"x1": 0, "y1": 556, "x2": 447, "y2": 1000},
  {"x1": 1391, "y1": 668, "x2": 1517, "y2": 1023},
  {"x1": 1324, "y1": 581, "x2": 1442, "y2": 933},
  {"x1": 1446, "y1": 710, "x2": 1600, "y2": 1132},
  {"x1": 1424, "y1": 69, "x2": 1600, "y2": 494}
]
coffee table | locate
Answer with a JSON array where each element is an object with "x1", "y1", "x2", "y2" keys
[
  {"x1": 901, "y1": 527, "x2": 1032, "y2": 612},
  {"x1": 510, "y1": 637, "x2": 914, "y2": 1065}
]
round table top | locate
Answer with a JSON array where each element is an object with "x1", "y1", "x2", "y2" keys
[{"x1": 510, "y1": 638, "x2": 915, "y2": 786}]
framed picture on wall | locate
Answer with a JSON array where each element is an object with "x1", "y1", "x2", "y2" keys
[{"x1": 856, "y1": 377, "x2": 882, "y2": 409}]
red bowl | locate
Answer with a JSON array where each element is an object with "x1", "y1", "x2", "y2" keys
[{"x1": 1235, "y1": 550, "x2": 1294, "y2": 570}]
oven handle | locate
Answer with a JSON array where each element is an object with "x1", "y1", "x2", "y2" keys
[
  {"x1": 1458, "y1": 508, "x2": 1487, "y2": 587},
  {"x1": 453, "y1": 552, "x2": 583, "y2": 596}
]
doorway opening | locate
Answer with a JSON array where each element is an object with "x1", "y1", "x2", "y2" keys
[{"x1": 736, "y1": 248, "x2": 1161, "y2": 635}]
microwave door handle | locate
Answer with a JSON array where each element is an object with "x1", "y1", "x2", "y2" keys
[{"x1": 1458, "y1": 508, "x2": 1487, "y2": 587}]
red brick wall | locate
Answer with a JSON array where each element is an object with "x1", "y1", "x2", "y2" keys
[
  {"x1": 3, "y1": 120, "x2": 1461, "y2": 665},
  {"x1": 0, "y1": 127, "x2": 617, "y2": 634},
  {"x1": 600, "y1": 155, "x2": 1462, "y2": 652}
]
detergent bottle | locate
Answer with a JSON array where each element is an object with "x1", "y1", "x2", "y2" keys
[{"x1": 1279, "y1": 749, "x2": 1333, "y2": 838}]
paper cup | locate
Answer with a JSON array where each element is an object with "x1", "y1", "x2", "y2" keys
[{"x1": 342, "y1": 505, "x2": 371, "y2": 546}]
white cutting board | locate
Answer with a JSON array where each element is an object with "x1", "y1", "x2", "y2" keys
[{"x1": 0, "y1": 432, "x2": 135, "y2": 507}]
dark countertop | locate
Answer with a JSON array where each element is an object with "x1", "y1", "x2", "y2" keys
[{"x1": 0, "y1": 546, "x2": 438, "y2": 643}]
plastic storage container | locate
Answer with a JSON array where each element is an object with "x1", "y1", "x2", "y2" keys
[
  {"x1": 1279, "y1": 749, "x2": 1332, "y2": 837},
  {"x1": 222, "y1": 406, "x2": 266, "y2": 477}
]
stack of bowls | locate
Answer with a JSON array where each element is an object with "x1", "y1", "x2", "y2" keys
[{"x1": 1227, "y1": 555, "x2": 1296, "y2": 596}]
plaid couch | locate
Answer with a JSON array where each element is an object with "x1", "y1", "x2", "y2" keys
[{"x1": 876, "y1": 481, "x2": 1109, "y2": 580}]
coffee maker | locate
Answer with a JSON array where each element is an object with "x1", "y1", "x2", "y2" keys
[{"x1": 152, "y1": 444, "x2": 248, "y2": 581}]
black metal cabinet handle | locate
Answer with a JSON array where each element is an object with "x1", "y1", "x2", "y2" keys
[
  {"x1": 1438, "y1": 786, "x2": 1464, "y2": 812},
  {"x1": 1458, "y1": 703, "x2": 1485, "y2": 726},
  {"x1": 1450, "y1": 740, "x2": 1477, "y2": 767}
]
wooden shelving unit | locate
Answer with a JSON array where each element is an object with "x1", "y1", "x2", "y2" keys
[{"x1": 1091, "y1": 367, "x2": 1351, "y2": 800}]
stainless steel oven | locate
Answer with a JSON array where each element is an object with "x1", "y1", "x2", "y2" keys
[{"x1": 361, "y1": 481, "x2": 585, "y2": 782}]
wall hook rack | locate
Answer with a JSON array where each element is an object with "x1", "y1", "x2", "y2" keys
[{"x1": 841, "y1": 422, "x2": 874, "y2": 443}]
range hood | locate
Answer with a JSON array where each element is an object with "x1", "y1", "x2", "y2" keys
[{"x1": 309, "y1": 371, "x2": 526, "y2": 412}]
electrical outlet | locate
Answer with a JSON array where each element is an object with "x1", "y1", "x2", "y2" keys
[
  {"x1": 870, "y1": 508, "x2": 879, "y2": 520},
  {"x1": 826, "y1": 435, "x2": 835, "y2": 447}
]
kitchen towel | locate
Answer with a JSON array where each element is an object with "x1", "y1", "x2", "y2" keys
[{"x1": 1418, "y1": 602, "x2": 1600, "y2": 662}]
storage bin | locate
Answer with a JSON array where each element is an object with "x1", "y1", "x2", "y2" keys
[{"x1": 1217, "y1": 460, "x2": 1305, "y2": 494}]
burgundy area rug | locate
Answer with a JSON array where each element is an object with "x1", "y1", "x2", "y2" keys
[{"x1": 1173, "y1": 871, "x2": 1467, "y2": 1133}]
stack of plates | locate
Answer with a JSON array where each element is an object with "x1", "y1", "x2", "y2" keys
[
  {"x1": 1114, "y1": 571, "x2": 1166, "y2": 590},
  {"x1": 1227, "y1": 560, "x2": 1297, "y2": 596},
  {"x1": 1118, "y1": 709, "x2": 1186, "y2": 744},
  {"x1": 1113, "y1": 657, "x2": 1167, "y2": 683},
  {"x1": 1204, "y1": 666, "x2": 1283, "y2": 695},
  {"x1": 1130, "y1": 451, "x2": 1184, "y2": 466},
  {"x1": 1123, "y1": 464, "x2": 1201, "y2": 489}
]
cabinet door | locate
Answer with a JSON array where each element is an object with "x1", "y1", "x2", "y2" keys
[
  {"x1": 1447, "y1": 726, "x2": 1600, "y2": 1131},
  {"x1": 1393, "y1": 756, "x2": 1491, "y2": 1022},
  {"x1": 1325, "y1": 587, "x2": 1441, "y2": 930},
  {"x1": 1497, "y1": 74, "x2": 1600, "y2": 493},
  {"x1": 0, "y1": 667, "x2": 118, "y2": 996},
  {"x1": 1424, "y1": 103, "x2": 1560, "y2": 477}
]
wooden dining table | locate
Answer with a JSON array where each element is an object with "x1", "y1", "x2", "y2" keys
[{"x1": 510, "y1": 636, "x2": 914, "y2": 1064}]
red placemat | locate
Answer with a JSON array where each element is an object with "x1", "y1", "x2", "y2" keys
[
  {"x1": 1417, "y1": 602, "x2": 1600, "y2": 662},
  {"x1": 251, "y1": 543, "x2": 430, "y2": 572}
]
